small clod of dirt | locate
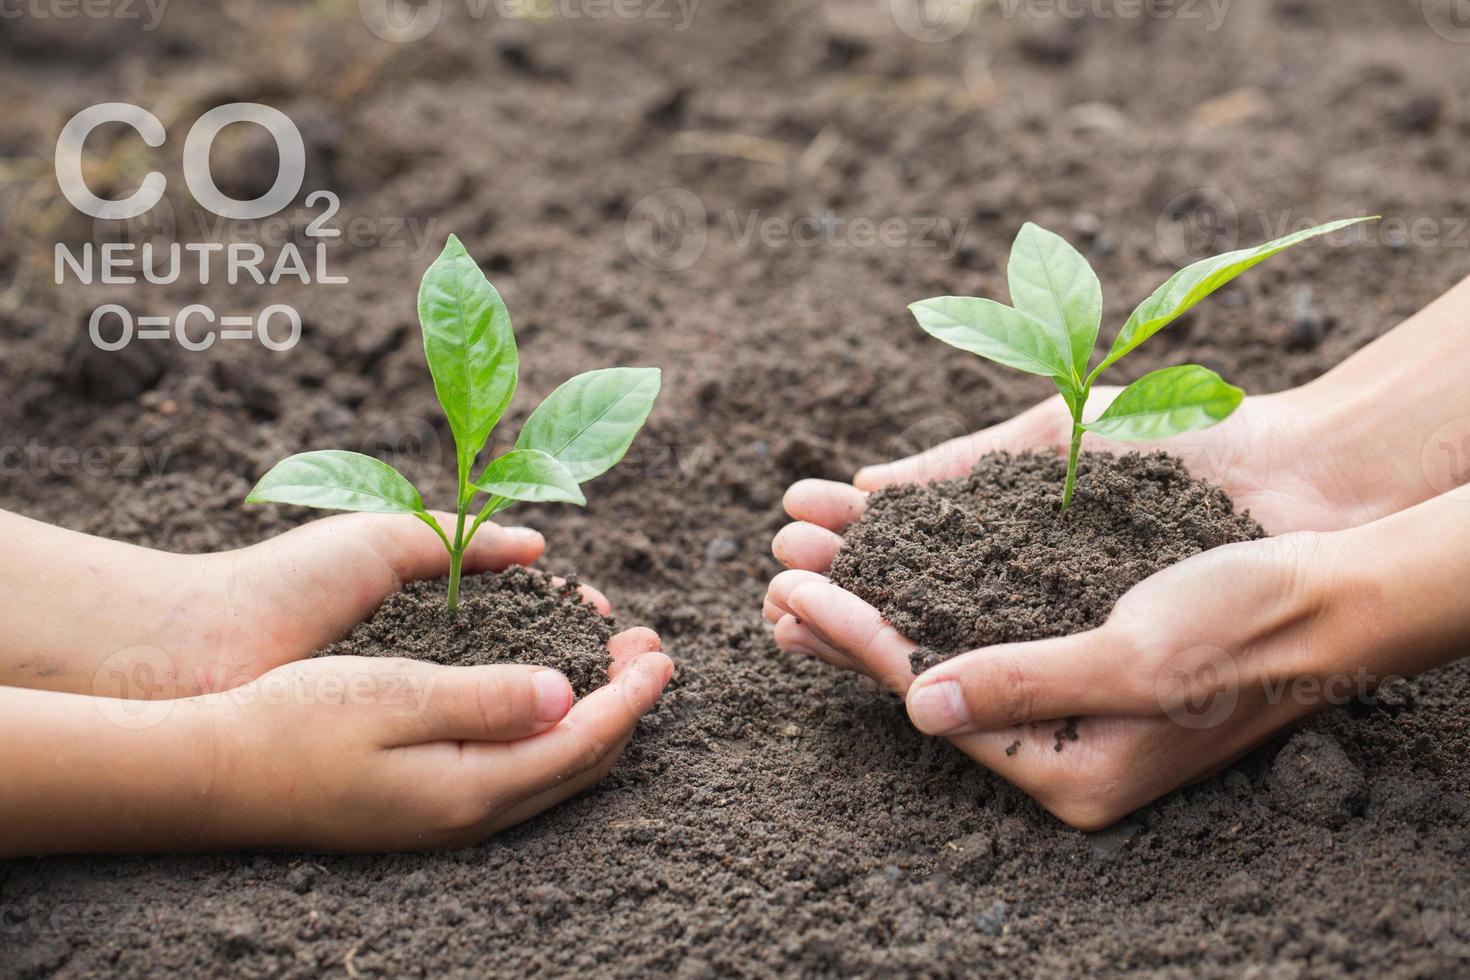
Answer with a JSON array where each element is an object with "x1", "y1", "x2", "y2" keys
[
  {"x1": 829, "y1": 451, "x2": 1263, "y2": 674},
  {"x1": 318, "y1": 566, "x2": 613, "y2": 698}
]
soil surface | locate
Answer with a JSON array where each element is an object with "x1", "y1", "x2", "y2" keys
[
  {"x1": 830, "y1": 451, "x2": 1264, "y2": 674},
  {"x1": 5, "y1": 2, "x2": 1470, "y2": 977},
  {"x1": 317, "y1": 569, "x2": 613, "y2": 699}
]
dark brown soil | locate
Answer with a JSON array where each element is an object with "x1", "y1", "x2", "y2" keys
[
  {"x1": 830, "y1": 451, "x2": 1263, "y2": 674},
  {"x1": 5, "y1": 2, "x2": 1470, "y2": 977},
  {"x1": 316, "y1": 568, "x2": 613, "y2": 699}
]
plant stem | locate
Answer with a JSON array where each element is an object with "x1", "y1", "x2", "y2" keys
[
  {"x1": 1060, "y1": 423, "x2": 1084, "y2": 512},
  {"x1": 447, "y1": 547, "x2": 463, "y2": 613},
  {"x1": 447, "y1": 490, "x2": 469, "y2": 614}
]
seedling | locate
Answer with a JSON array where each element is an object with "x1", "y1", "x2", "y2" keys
[
  {"x1": 910, "y1": 217, "x2": 1375, "y2": 510},
  {"x1": 247, "y1": 235, "x2": 661, "y2": 611}
]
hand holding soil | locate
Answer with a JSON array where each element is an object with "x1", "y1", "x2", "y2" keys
[
  {"x1": 0, "y1": 507, "x2": 672, "y2": 856},
  {"x1": 769, "y1": 271, "x2": 1470, "y2": 830}
]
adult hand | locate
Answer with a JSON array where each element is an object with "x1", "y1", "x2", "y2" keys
[{"x1": 765, "y1": 532, "x2": 1360, "y2": 830}]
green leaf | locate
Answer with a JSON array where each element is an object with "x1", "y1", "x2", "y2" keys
[
  {"x1": 1082, "y1": 365, "x2": 1244, "y2": 442},
  {"x1": 245, "y1": 450, "x2": 424, "y2": 515},
  {"x1": 514, "y1": 367, "x2": 661, "y2": 482},
  {"x1": 473, "y1": 449, "x2": 586, "y2": 505},
  {"x1": 908, "y1": 297, "x2": 1068, "y2": 379},
  {"x1": 1008, "y1": 222, "x2": 1102, "y2": 383},
  {"x1": 418, "y1": 234, "x2": 519, "y2": 476},
  {"x1": 1096, "y1": 217, "x2": 1376, "y2": 377}
]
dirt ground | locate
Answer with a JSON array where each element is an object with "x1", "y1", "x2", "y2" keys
[{"x1": 4, "y1": 1, "x2": 1470, "y2": 976}]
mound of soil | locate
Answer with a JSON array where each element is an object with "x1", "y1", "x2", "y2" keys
[
  {"x1": 317, "y1": 567, "x2": 613, "y2": 698},
  {"x1": 830, "y1": 451, "x2": 1263, "y2": 674}
]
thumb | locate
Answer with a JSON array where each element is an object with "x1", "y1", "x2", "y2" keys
[
  {"x1": 383, "y1": 661, "x2": 574, "y2": 746},
  {"x1": 905, "y1": 626, "x2": 1143, "y2": 736},
  {"x1": 335, "y1": 511, "x2": 545, "y2": 584}
]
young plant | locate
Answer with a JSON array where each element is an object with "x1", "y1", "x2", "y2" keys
[
  {"x1": 910, "y1": 217, "x2": 1375, "y2": 510},
  {"x1": 246, "y1": 235, "x2": 661, "y2": 612}
]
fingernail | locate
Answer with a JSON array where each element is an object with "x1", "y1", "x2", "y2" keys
[
  {"x1": 908, "y1": 679, "x2": 970, "y2": 735},
  {"x1": 502, "y1": 526, "x2": 545, "y2": 545},
  {"x1": 533, "y1": 670, "x2": 573, "y2": 722}
]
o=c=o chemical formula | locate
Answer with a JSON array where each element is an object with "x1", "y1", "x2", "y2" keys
[{"x1": 52, "y1": 102, "x2": 350, "y2": 354}]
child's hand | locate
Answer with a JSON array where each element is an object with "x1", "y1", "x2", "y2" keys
[
  {"x1": 208, "y1": 627, "x2": 671, "y2": 850},
  {"x1": 194, "y1": 511, "x2": 589, "y2": 694},
  {"x1": 2, "y1": 626, "x2": 672, "y2": 855},
  {"x1": 0, "y1": 508, "x2": 601, "y2": 698}
]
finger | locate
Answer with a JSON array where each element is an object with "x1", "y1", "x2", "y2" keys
[
  {"x1": 384, "y1": 662, "x2": 573, "y2": 746},
  {"x1": 484, "y1": 737, "x2": 631, "y2": 835},
  {"x1": 771, "y1": 522, "x2": 845, "y2": 572},
  {"x1": 763, "y1": 598, "x2": 785, "y2": 624},
  {"x1": 430, "y1": 513, "x2": 547, "y2": 576},
  {"x1": 550, "y1": 576, "x2": 612, "y2": 616},
  {"x1": 786, "y1": 581, "x2": 916, "y2": 693},
  {"x1": 765, "y1": 568, "x2": 829, "y2": 621},
  {"x1": 494, "y1": 652, "x2": 674, "y2": 798},
  {"x1": 853, "y1": 396, "x2": 1071, "y2": 491},
  {"x1": 773, "y1": 614, "x2": 860, "y2": 672},
  {"x1": 782, "y1": 480, "x2": 869, "y2": 531},
  {"x1": 607, "y1": 627, "x2": 661, "y2": 680},
  {"x1": 905, "y1": 628, "x2": 1141, "y2": 736}
]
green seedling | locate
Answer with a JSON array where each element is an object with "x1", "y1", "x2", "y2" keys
[
  {"x1": 247, "y1": 235, "x2": 661, "y2": 612},
  {"x1": 910, "y1": 217, "x2": 1376, "y2": 511}
]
